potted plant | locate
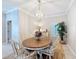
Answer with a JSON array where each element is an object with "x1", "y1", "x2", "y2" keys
[{"x1": 55, "y1": 22, "x2": 67, "y2": 41}]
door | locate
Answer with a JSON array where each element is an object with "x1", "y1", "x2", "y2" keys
[{"x1": 7, "y1": 21, "x2": 12, "y2": 43}]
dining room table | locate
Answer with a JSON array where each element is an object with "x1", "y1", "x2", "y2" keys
[{"x1": 22, "y1": 37, "x2": 52, "y2": 59}]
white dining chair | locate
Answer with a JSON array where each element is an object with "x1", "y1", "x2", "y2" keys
[
  {"x1": 40, "y1": 36, "x2": 60, "y2": 59},
  {"x1": 10, "y1": 40, "x2": 36, "y2": 59}
]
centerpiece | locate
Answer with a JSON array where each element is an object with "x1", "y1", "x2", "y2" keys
[{"x1": 35, "y1": 26, "x2": 42, "y2": 41}]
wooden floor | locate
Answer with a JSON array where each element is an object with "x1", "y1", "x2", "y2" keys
[
  {"x1": 41, "y1": 41, "x2": 65, "y2": 59},
  {"x1": 53, "y1": 41, "x2": 65, "y2": 59}
]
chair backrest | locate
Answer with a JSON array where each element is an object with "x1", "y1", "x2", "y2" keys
[
  {"x1": 51, "y1": 36, "x2": 60, "y2": 49},
  {"x1": 54, "y1": 36, "x2": 59, "y2": 43},
  {"x1": 10, "y1": 40, "x2": 19, "y2": 55}
]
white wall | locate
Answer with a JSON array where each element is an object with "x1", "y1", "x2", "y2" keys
[
  {"x1": 19, "y1": 9, "x2": 32, "y2": 42},
  {"x1": 2, "y1": 13, "x2": 7, "y2": 43},
  {"x1": 66, "y1": 1, "x2": 76, "y2": 54}
]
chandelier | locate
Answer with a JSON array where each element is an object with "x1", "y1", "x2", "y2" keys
[
  {"x1": 36, "y1": 0, "x2": 43, "y2": 19},
  {"x1": 34, "y1": 0, "x2": 44, "y2": 29}
]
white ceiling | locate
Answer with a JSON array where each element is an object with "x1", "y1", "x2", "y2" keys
[{"x1": 2, "y1": 0, "x2": 74, "y2": 17}]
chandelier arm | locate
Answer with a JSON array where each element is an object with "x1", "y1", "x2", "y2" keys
[{"x1": 36, "y1": 0, "x2": 43, "y2": 21}]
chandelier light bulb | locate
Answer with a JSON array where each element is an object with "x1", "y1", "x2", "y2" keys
[{"x1": 36, "y1": 10, "x2": 43, "y2": 18}]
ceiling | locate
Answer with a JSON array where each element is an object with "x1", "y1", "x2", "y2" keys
[{"x1": 2, "y1": 0, "x2": 74, "y2": 17}]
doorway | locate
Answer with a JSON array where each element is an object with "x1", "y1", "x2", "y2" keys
[{"x1": 7, "y1": 21, "x2": 12, "y2": 43}]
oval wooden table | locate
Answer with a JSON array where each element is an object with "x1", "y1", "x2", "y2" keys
[
  {"x1": 22, "y1": 37, "x2": 52, "y2": 50},
  {"x1": 22, "y1": 37, "x2": 52, "y2": 59}
]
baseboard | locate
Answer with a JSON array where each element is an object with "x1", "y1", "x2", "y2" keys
[{"x1": 67, "y1": 44, "x2": 76, "y2": 57}]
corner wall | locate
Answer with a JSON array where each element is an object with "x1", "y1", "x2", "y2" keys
[{"x1": 66, "y1": 1, "x2": 76, "y2": 55}]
